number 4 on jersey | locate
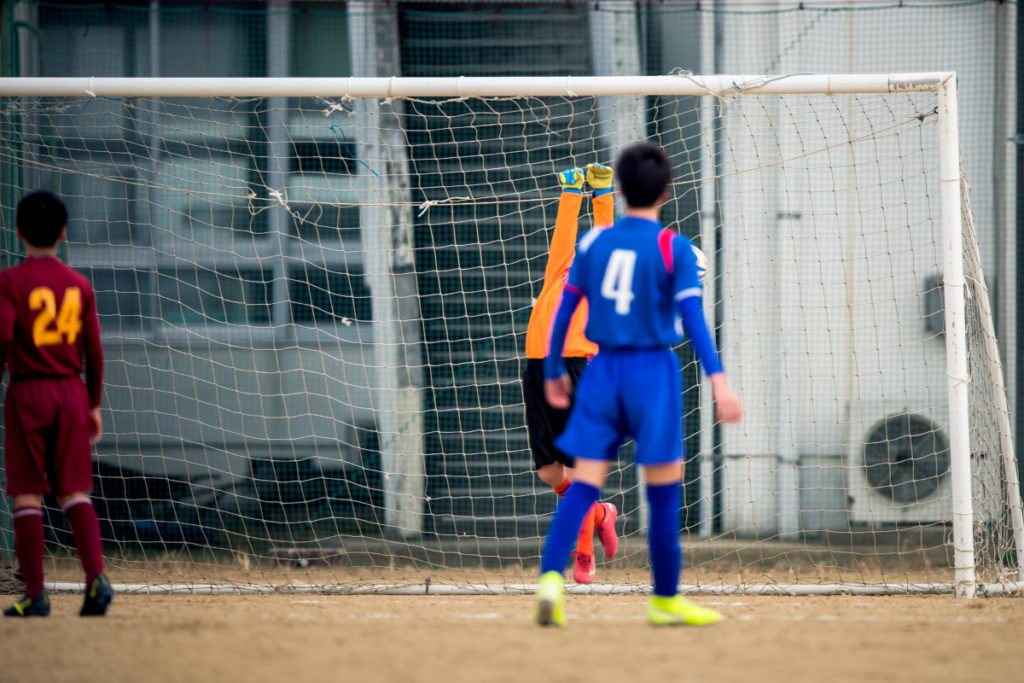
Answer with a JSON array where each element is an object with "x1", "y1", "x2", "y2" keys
[
  {"x1": 600, "y1": 249, "x2": 637, "y2": 315},
  {"x1": 30, "y1": 286, "x2": 82, "y2": 347}
]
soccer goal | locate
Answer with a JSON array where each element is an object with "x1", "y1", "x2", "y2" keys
[{"x1": 0, "y1": 73, "x2": 1020, "y2": 598}]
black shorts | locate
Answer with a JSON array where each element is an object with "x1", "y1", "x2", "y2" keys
[{"x1": 521, "y1": 357, "x2": 589, "y2": 470}]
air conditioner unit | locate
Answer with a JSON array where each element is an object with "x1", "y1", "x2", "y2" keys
[
  {"x1": 846, "y1": 401, "x2": 952, "y2": 524},
  {"x1": 846, "y1": 400, "x2": 1004, "y2": 525}
]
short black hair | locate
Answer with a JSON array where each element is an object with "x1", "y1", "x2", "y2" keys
[
  {"x1": 615, "y1": 142, "x2": 672, "y2": 209},
  {"x1": 16, "y1": 190, "x2": 68, "y2": 248}
]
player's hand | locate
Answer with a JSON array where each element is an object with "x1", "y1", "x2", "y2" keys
[
  {"x1": 557, "y1": 168, "x2": 585, "y2": 192},
  {"x1": 88, "y1": 407, "x2": 103, "y2": 445},
  {"x1": 709, "y1": 374, "x2": 743, "y2": 423},
  {"x1": 585, "y1": 163, "x2": 613, "y2": 191},
  {"x1": 544, "y1": 375, "x2": 573, "y2": 409}
]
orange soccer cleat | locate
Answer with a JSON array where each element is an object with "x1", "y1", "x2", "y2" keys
[
  {"x1": 573, "y1": 552, "x2": 595, "y2": 584},
  {"x1": 595, "y1": 502, "x2": 618, "y2": 558}
]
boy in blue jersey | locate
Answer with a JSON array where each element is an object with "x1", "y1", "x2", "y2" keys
[{"x1": 535, "y1": 142, "x2": 742, "y2": 627}]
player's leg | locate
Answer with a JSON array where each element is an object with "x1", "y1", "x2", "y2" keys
[
  {"x1": 535, "y1": 354, "x2": 621, "y2": 625},
  {"x1": 573, "y1": 505, "x2": 596, "y2": 583},
  {"x1": 523, "y1": 359, "x2": 582, "y2": 599},
  {"x1": 524, "y1": 358, "x2": 573, "y2": 493},
  {"x1": 523, "y1": 357, "x2": 613, "y2": 583},
  {"x1": 535, "y1": 461, "x2": 569, "y2": 491},
  {"x1": 558, "y1": 359, "x2": 593, "y2": 582},
  {"x1": 629, "y1": 350, "x2": 720, "y2": 626},
  {"x1": 536, "y1": 464, "x2": 615, "y2": 582},
  {"x1": 3, "y1": 384, "x2": 54, "y2": 617},
  {"x1": 55, "y1": 379, "x2": 112, "y2": 616},
  {"x1": 4, "y1": 493, "x2": 50, "y2": 617},
  {"x1": 536, "y1": 458, "x2": 611, "y2": 626},
  {"x1": 593, "y1": 497, "x2": 618, "y2": 557},
  {"x1": 59, "y1": 493, "x2": 113, "y2": 616},
  {"x1": 642, "y1": 464, "x2": 721, "y2": 626},
  {"x1": 644, "y1": 462, "x2": 683, "y2": 599},
  {"x1": 537, "y1": 461, "x2": 604, "y2": 583},
  {"x1": 559, "y1": 358, "x2": 617, "y2": 580},
  {"x1": 540, "y1": 457, "x2": 610, "y2": 570}
]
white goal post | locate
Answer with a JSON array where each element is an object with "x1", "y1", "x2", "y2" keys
[{"x1": 0, "y1": 73, "x2": 1021, "y2": 599}]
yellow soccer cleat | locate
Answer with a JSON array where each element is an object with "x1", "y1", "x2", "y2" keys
[
  {"x1": 534, "y1": 570, "x2": 567, "y2": 627},
  {"x1": 557, "y1": 168, "x2": 585, "y2": 192},
  {"x1": 585, "y1": 162, "x2": 614, "y2": 191},
  {"x1": 646, "y1": 594, "x2": 723, "y2": 626}
]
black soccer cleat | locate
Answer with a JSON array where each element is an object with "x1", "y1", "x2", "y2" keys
[
  {"x1": 4, "y1": 591, "x2": 51, "y2": 617},
  {"x1": 80, "y1": 573, "x2": 114, "y2": 617}
]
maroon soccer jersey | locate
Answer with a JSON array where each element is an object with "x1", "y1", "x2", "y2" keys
[
  {"x1": 0, "y1": 255, "x2": 103, "y2": 496},
  {"x1": 0, "y1": 255, "x2": 103, "y2": 407}
]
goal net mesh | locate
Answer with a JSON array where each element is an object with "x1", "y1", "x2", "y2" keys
[{"x1": 0, "y1": 86, "x2": 1019, "y2": 592}]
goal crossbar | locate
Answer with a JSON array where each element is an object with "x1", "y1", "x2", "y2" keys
[{"x1": 0, "y1": 73, "x2": 953, "y2": 99}]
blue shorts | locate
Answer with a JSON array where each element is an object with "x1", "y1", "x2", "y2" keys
[{"x1": 555, "y1": 348, "x2": 683, "y2": 466}]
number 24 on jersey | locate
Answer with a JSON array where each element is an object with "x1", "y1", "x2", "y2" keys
[{"x1": 30, "y1": 286, "x2": 82, "y2": 346}]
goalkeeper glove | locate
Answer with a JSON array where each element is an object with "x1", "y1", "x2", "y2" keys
[
  {"x1": 586, "y1": 162, "x2": 614, "y2": 196},
  {"x1": 558, "y1": 168, "x2": 585, "y2": 193}
]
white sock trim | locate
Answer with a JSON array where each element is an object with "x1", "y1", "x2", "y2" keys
[
  {"x1": 61, "y1": 497, "x2": 93, "y2": 513},
  {"x1": 12, "y1": 507, "x2": 43, "y2": 519}
]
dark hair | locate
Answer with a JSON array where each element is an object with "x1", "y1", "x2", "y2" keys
[
  {"x1": 16, "y1": 190, "x2": 68, "y2": 248},
  {"x1": 615, "y1": 142, "x2": 672, "y2": 209}
]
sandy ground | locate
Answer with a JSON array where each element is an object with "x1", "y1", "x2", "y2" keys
[{"x1": 0, "y1": 591, "x2": 1021, "y2": 683}]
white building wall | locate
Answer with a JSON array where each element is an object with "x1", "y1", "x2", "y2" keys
[{"x1": 704, "y1": 1, "x2": 1013, "y2": 535}]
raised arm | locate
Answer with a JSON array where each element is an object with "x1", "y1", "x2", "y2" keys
[
  {"x1": 586, "y1": 163, "x2": 614, "y2": 228},
  {"x1": 542, "y1": 168, "x2": 585, "y2": 287}
]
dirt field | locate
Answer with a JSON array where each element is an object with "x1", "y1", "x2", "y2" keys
[{"x1": 0, "y1": 590, "x2": 1021, "y2": 683}]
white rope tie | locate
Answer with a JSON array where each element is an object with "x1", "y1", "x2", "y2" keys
[
  {"x1": 268, "y1": 188, "x2": 290, "y2": 212},
  {"x1": 417, "y1": 196, "x2": 472, "y2": 217}
]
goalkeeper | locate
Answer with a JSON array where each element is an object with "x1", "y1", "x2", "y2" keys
[{"x1": 522, "y1": 163, "x2": 618, "y2": 585}]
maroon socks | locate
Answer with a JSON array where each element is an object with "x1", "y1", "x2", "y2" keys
[
  {"x1": 62, "y1": 498, "x2": 104, "y2": 583},
  {"x1": 12, "y1": 507, "x2": 45, "y2": 597}
]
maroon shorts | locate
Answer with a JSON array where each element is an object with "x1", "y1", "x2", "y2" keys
[{"x1": 4, "y1": 376, "x2": 93, "y2": 496}]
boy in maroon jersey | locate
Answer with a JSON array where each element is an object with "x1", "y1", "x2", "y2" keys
[{"x1": 0, "y1": 190, "x2": 112, "y2": 617}]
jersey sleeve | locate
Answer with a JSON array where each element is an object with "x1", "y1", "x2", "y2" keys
[
  {"x1": 81, "y1": 283, "x2": 104, "y2": 408},
  {"x1": 669, "y1": 235, "x2": 723, "y2": 376},
  {"x1": 547, "y1": 240, "x2": 591, "y2": 378},
  {"x1": 542, "y1": 191, "x2": 584, "y2": 287},
  {"x1": 544, "y1": 287, "x2": 583, "y2": 380},
  {"x1": 592, "y1": 190, "x2": 614, "y2": 228},
  {"x1": 671, "y1": 235, "x2": 704, "y2": 301},
  {"x1": 566, "y1": 225, "x2": 601, "y2": 297}
]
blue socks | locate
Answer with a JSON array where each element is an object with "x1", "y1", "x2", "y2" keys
[
  {"x1": 540, "y1": 478, "x2": 681, "y2": 595},
  {"x1": 540, "y1": 481, "x2": 601, "y2": 574},
  {"x1": 647, "y1": 481, "x2": 682, "y2": 597}
]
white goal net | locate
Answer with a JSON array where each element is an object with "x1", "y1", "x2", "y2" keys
[{"x1": 0, "y1": 74, "x2": 1020, "y2": 597}]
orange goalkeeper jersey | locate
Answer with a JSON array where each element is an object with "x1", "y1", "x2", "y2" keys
[{"x1": 524, "y1": 190, "x2": 613, "y2": 359}]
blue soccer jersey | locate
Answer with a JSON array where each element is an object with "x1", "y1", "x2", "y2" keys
[
  {"x1": 567, "y1": 215, "x2": 701, "y2": 348},
  {"x1": 545, "y1": 215, "x2": 722, "y2": 381},
  {"x1": 543, "y1": 214, "x2": 724, "y2": 465}
]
